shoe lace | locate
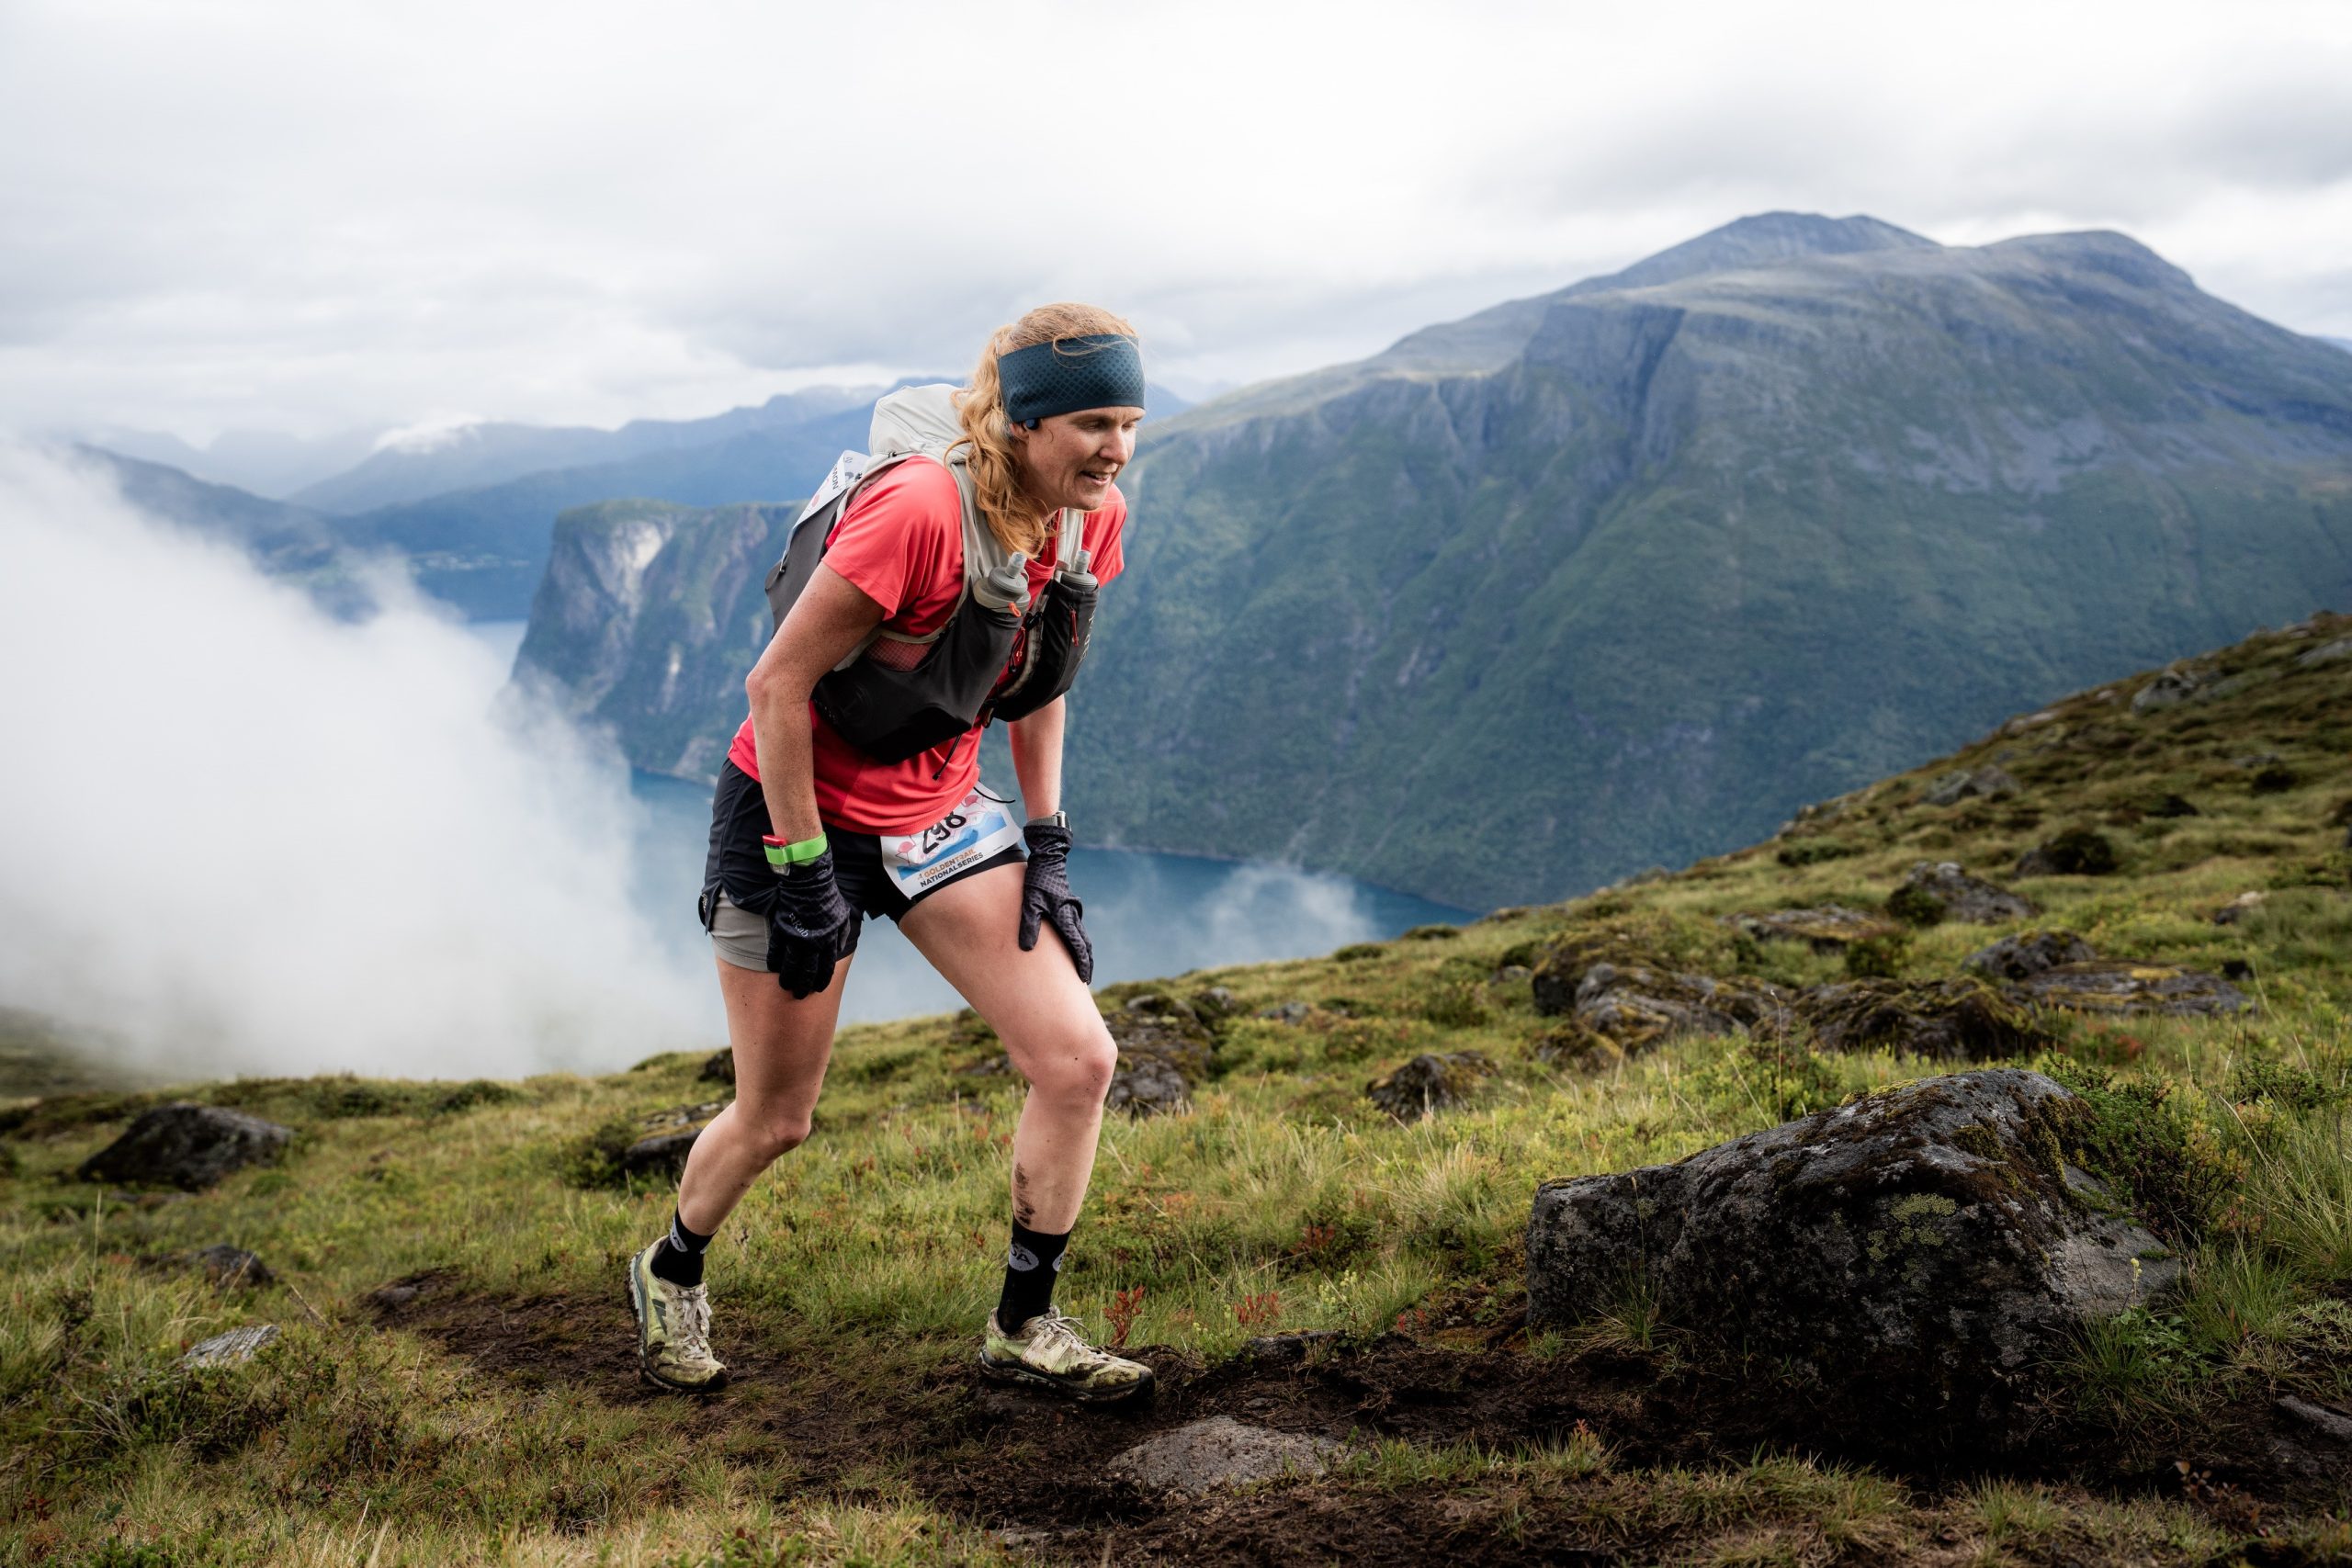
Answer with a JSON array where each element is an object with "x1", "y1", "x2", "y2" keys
[
  {"x1": 675, "y1": 1284, "x2": 714, "y2": 1358},
  {"x1": 1026, "y1": 1309, "x2": 1102, "y2": 1362}
]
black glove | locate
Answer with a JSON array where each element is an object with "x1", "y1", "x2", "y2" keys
[
  {"x1": 758, "y1": 851, "x2": 859, "y2": 998},
  {"x1": 1017, "y1": 822, "x2": 1093, "y2": 983}
]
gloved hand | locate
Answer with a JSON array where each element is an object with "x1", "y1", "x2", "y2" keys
[
  {"x1": 760, "y1": 851, "x2": 859, "y2": 998},
  {"x1": 1017, "y1": 821, "x2": 1093, "y2": 983}
]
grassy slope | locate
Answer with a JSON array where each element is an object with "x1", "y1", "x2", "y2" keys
[{"x1": 3, "y1": 615, "x2": 2348, "y2": 1564}]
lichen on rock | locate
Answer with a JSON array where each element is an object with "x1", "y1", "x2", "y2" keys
[{"x1": 2008, "y1": 960, "x2": 2253, "y2": 1017}]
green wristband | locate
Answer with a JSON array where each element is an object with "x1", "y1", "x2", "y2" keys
[{"x1": 762, "y1": 831, "x2": 829, "y2": 869}]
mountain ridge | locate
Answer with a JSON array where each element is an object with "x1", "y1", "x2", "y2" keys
[{"x1": 500, "y1": 214, "x2": 2352, "y2": 911}]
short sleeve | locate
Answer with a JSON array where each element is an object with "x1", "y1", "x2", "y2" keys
[
  {"x1": 821, "y1": 460, "x2": 965, "y2": 633},
  {"x1": 1085, "y1": 485, "x2": 1128, "y2": 587}
]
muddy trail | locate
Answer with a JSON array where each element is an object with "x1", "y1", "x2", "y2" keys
[{"x1": 364, "y1": 1271, "x2": 2341, "y2": 1565}]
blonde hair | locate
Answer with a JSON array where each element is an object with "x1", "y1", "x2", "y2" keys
[{"x1": 953, "y1": 302, "x2": 1138, "y2": 557}]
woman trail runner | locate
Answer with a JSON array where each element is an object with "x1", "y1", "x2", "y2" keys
[{"x1": 626, "y1": 304, "x2": 1154, "y2": 1404}]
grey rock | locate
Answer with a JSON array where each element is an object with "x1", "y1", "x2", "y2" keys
[
  {"x1": 1527, "y1": 1069, "x2": 2179, "y2": 1449},
  {"x1": 1962, "y1": 931, "x2": 2098, "y2": 981},
  {"x1": 2132, "y1": 663, "x2": 2211, "y2": 713},
  {"x1": 1104, "y1": 1055, "x2": 1190, "y2": 1117},
  {"x1": 2008, "y1": 960, "x2": 2253, "y2": 1017},
  {"x1": 1493, "y1": 964, "x2": 1533, "y2": 983},
  {"x1": 2277, "y1": 1394, "x2": 2352, "y2": 1443},
  {"x1": 621, "y1": 1127, "x2": 702, "y2": 1179},
  {"x1": 698, "y1": 1048, "x2": 736, "y2": 1085},
  {"x1": 2293, "y1": 636, "x2": 2352, "y2": 668},
  {"x1": 1577, "y1": 963, "x2": 1789, "y2": 1051},
  {"x1": 1192, "y1": 986, "x2": 1241, "y2": 1021},
  {"x1": 1889, "y1": 862, "x2": 2036, "y2": 926},
  {"x1": 79, "y1": 1103, "x2": 292, "y2": 1190},
  {"x1": 188, "y1": 1245, "x2": 274, "y2": 1290},
  {"x1": 1727, "y1": 906, "x2": 1899, "y2": 950},
  {"x1": 181, "y1": 1324, "x2": 281, "y2": 1369},
  {"x1": 1922, "y1": 765, "x2": 2020, "y2": 807},
  {"x1": 1254, "y1": 1001, "x2": 1314, "y2": 1024},
  {"x1": 2212, "y1": 891, "x2": 2266, "y2": 927},
  {"x1": 1106, "y1": 1416, "x2": 1339, "y2": 1495},
  {"x1": 1107, "y1": 1004, "x2": 1215, "y2": 1080}
]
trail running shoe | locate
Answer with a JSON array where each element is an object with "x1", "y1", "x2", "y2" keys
[
  {"x1": 978, "y1": 1308, "x2": 1155, "y2": 1404},
  {"x1": 626, "y1": 1241, "x2": 728, "y2": 1393}
]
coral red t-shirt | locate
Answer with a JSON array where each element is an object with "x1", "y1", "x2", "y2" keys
[{"x1": 727, "y1": 458, "x2": 1126, "y2": 833}]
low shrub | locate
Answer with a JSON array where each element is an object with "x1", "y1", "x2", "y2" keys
[
  {"x1": 559, "y1": 1115, "x2": 642, "y2": 1190},
  {"x1": 1420, "y1": 981, "x2": 1491, "y2": 1030},
  {"x1": 1842, "y1": 931, "x2": 1912, "y2": 979},
  {"x1": 2045, "y1": 1059, "x2": 2247, "y2": 1243},
  {"x1": 1776, "y1": 838, "x2": 1858, "y2": 867}
]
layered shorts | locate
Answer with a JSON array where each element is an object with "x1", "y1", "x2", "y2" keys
[{"x1": 697, "y1": 761, "x2": 1026, "y2": 972}]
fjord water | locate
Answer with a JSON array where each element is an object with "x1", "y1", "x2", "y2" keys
[
  {"x1": 475, "y1": 624, "x2": 1468, "y2": 1026},
  {"x1": 629, "y1": 774, "x2": 1467, "y2": 1024}
]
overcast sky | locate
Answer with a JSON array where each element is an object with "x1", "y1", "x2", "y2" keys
[{"x1": 4, "y1": 0, "x2": 2348, "y2": 446}]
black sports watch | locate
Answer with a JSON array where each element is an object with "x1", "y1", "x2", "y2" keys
[{"x1": 1026, "y1": 810, "x2": 1068, "y2": 830}]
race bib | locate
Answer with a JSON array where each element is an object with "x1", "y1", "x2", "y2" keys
[{"x1": 881, "y1": 785, "x2": 1023, "y2": 899}]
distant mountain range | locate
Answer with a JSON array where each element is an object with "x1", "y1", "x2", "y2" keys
[
  {"x1": 88, "y1": 382, "x2": 1192, "y2": 622},
  {"x1": 507, "y1": 211, "x2": 2352, "y2": 909},
  {"x1": 83, "y1": 426, "x2": 379, "y2": 499}
]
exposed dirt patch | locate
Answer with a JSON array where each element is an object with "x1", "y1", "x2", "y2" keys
[{"x1": 360, "y1": 1272, "x2": 2344, "y2": 1566}]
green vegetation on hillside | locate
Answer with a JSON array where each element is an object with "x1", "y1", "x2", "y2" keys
[
  {"x1": 504, "y1": 217, "x2": 2352, "y2": 916},
  {"x1": 2, "y1": 614, "x2": 2347, "y2": 1563}
]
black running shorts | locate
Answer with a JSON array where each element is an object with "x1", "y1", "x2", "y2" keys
[{"x1": 698, "y1": 760, "x2": 1025, "y2": 969}]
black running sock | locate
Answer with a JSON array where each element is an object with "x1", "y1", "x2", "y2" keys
[
  {"x1": 994, "y1": 1221, "x2": 1070, "y2": 1334},
  {"x1": 650, "y1": 1209, "x2": 714, "y2": 1289}
]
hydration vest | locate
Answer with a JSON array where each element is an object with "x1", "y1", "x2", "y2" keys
[{"x1": 763, "y1": 385, "x2": 1099, "y2": 765}]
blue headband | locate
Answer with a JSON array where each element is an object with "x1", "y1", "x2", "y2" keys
[{"x1": 999, "y1": 333, "x2": 1147, "y2": 425}]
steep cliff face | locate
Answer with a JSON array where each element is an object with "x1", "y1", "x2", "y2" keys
[
  {"x1": 514, "y1": 499, "x2": 794, "y2": 778},
  {"x1": 1063, "y1": 220, "x2": 2352, "y2": 907},
  {"x1": 510, "y1": 214, "x2": 2352, "y2": 908}
]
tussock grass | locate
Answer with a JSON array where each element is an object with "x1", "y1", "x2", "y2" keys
[{"x1": 4, "y1": 616, "x2": 2349, "y2": 1561}]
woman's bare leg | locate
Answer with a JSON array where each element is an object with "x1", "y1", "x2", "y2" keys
[
  {"x1": 675, "y1": 952, "x2": 851, "y2": 1235},
  {"x1": 899, "y1": 862, "x2": 1114, "y2": 1233}
]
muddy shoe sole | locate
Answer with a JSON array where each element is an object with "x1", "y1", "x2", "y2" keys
[
  {"x1": 624, "y1": 1264, "x2": 728, "y2": 1394},
  {"x1": 978, "y1": 1350, "x2": 1154, "y2": 1404}
]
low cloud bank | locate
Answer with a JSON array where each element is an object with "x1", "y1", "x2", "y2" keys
[{"x1": 0, "y1": 443, "x2": 707, "y2": 1080}]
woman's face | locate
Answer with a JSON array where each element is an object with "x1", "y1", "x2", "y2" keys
[{"x1": 1013, "y1": 406, "x2": 1144, "y2": 514}]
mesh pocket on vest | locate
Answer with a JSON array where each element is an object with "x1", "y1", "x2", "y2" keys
[{"x1": 865, "y1": 637, "x2": 928, "y2": 672}]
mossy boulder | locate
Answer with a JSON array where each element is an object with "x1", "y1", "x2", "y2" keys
[
  {"x1": 1528, "y1": 934, "x2": 1657, "y2": 1015},
  {"x1": 1106, "y1": 995, "x2": 1216, "y2": 1081},
  {"x1": 1526, "y1": 1069, "x2": 2181, "y2": 1451},
  {"x1": 1962, "y1": 930, "x2": 2098, "y2": 981},
  {"x1": 1886, "y1": 861, "x2": 2036, "y2": 926},
  {"x1": 1365, "y1": 1051, "x2": 1491, "y2": 1122},
  {"x1": 78, "y1": 1103, "x2": 292, "y2": 1191},
  {"x1": 1921, "y1": 764, "x2": 2020, "y2": 807},
  {"x1": 2009, "y1": 960, "x2": 2254, "y2": 1017},
  {"x1": 1798, "y1": 977, "x2": 2055, "y2": 1061},
  {"x1": 1105, "y1": 1055, "x2": 1190, "y2": 1118},
  {"x1": 2014, "y1": 828, "x2": 2120, "y2": 877},
  {"x1": 1724, "y1": 905, "x2": 1900, "y2": 951}
]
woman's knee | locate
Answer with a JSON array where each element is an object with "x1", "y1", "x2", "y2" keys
[
  {"x1": 1022, "y1": 1026, "x2": 1117, "y2": 1105},
  {"x1": 738, "y1": 1107, "x2": 814, "y2": 1161}
]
